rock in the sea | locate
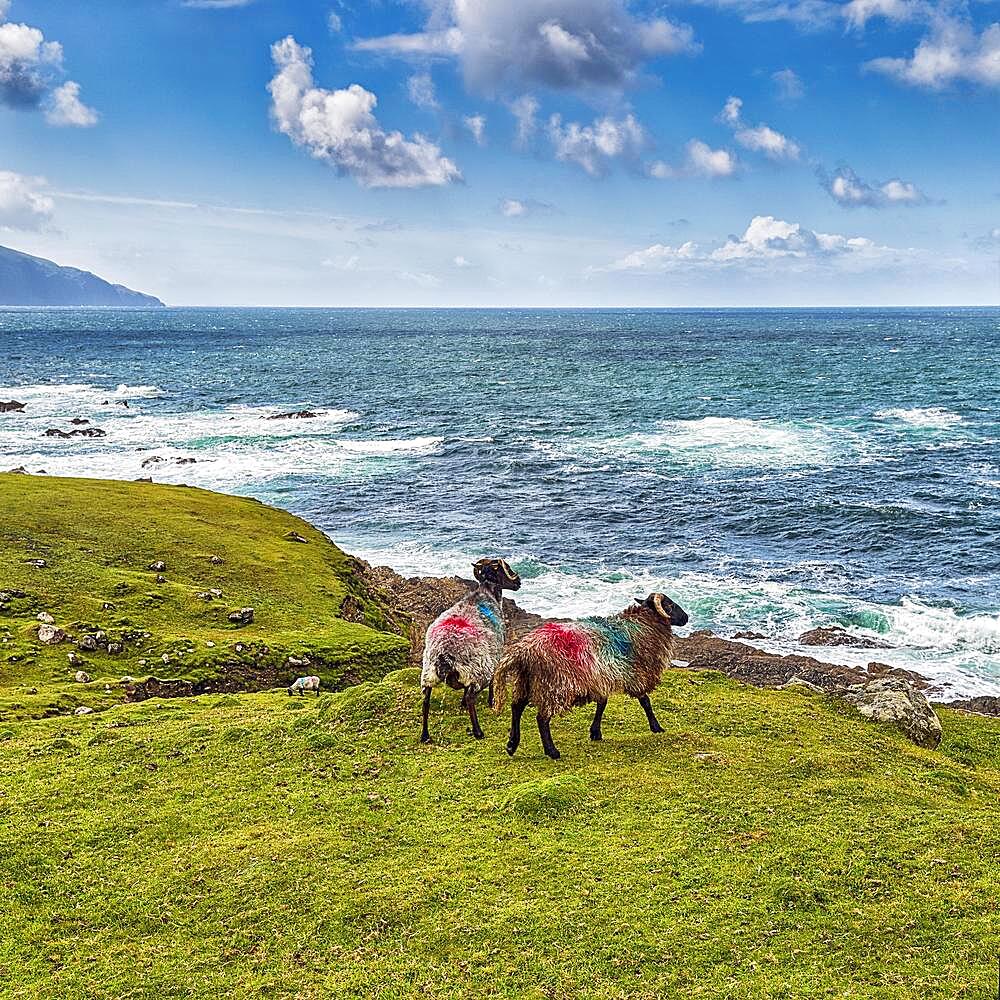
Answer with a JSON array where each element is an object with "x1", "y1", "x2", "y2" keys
[
  {"x1": 70, "y1": 417, "x2": 90, "y2": 425},
  {"x1": 799, "y1": 626, "x2": 891, "y2": 649},
  {"x1": 283, "y1": 531, "x2": 309, "y2": 543},
  {"x1": 148, "y1": 560, "x2": 166, "y2": 572},
  {"x1": 228, "y1": 607, "x2": 254, "y2": 626},
  {"x1": 6, "y1": 466, "x2": 29, "y2": 474},
  {"x1": 37, "y1": 611, "x2": 55, "y2": 624},
  {"x1": 732, "y1": 630, "x2": 768, "y2": 641},
  {"x1": 141, "y1": 456, "x2": 165, "y2": 468},
  {"x1": 266, "y1": 410, "x2": 320, "y2": 420},
  {"x1": 0, "y1": 400, "x2": 26, "y2": 412},
  {"x1": 176, "y1": 457, "x2": 197, "y2": 465},
  {"x1": 43, "y1": 426, "x2": 106, "y2": 439},
  {"x1": 844, "y1": 677, "x2": 942, "y2": 748},
  {"x1": 38, "y1": 623, "x2": 67, "y2": 645},
  {"x1": 74, "y1": 670, "x2": 92, "y2": 683}
]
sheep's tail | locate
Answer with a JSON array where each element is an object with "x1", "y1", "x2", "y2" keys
[{"x1": 492, "y1": 646, "x2": 529, "y2": 714}]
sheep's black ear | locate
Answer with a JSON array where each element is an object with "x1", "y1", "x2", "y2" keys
[{"x1": 634, "y1": 597, "x2": 645, "y2": 605}]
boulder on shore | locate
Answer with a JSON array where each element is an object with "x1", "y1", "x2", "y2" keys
[{"x1": 844, "y1": 677, "x2": 942, "y2": 749}]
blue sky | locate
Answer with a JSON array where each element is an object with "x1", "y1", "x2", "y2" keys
[{"x1": 1, "y1": 0, "x2": 998, "y2": 305}]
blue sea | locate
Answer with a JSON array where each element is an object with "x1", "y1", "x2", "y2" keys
[{"x1": 2, "y1": 307, "x2": 999, "y2": 696}]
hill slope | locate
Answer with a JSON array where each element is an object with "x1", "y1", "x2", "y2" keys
[
  {"x1": 1, "y1": 671, "x2": 998, "y2": 998},
  {"x1": 1, "y1": 475, "x2": 998, "y2": 998},
  {"x1": 0, "y1": 245, "x2": 164, "y2": 307},
  {"x1": 0, "y1": 475, "x2": 409, "y2": 720}
]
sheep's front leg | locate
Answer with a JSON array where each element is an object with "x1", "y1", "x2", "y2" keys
[
  {"x1": 507, "y1": 697, "x2": 528, "y2": 756},
  {"x1": 636, "y1": 694, "x2": 663, "y2": 734},
  {"x1": 420, "y1": 686, "x2": 432, "y2": 743},
  {"x1": 537, "y1": 714, "x2": 561, "y2": 760},
  {"x1": 463, "y1": 686, "x2": 485, "y2": 740},
  {"x1": 487, "y1": 678, "x2": 495, "y2": 710},
  {"x1": 590, "y1": 699, "x2": 607, "y2": 741}
]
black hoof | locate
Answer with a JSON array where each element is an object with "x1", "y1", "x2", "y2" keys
[
  {"x1": 650, "y1": 724, "x2": 664, "y2": 734},
  {"x1": 420, "y1": 734, "x2": 431, "y2": 744},
  {"x1": 506, "y1": 743, "x2": 517, "y2": 756},
  {"x1": 546, "y1": 749, "x2": 561, "y2": 760},
  {"x1": 471, "y1": 729, "x2": 485, "y2": 740},
  {"x1": 590, "y1": 731, "x2": 602, "y2": 742}
]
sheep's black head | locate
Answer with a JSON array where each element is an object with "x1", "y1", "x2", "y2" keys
[
  {"x1": 636, "y1": 592, "x2": 688, "y2": 627},
  {"x1": 473, "y1": 558, "x2": 522, "y2": 592}
]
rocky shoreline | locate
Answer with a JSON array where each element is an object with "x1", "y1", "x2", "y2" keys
[{"x1": 356, "y1": 559, "x2": 1000, "y2": 723}]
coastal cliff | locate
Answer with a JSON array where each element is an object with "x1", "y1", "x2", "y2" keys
[{"x1": 0, "y1": 245, "x2": 164, "y2": 307}]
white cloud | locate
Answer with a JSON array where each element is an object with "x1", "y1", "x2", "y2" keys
[
  {"x1": 843, "y1": 0, "x2": 918, "y2": 31},
  {"x1": 328, "y1": 11, "x2": 343, "y2": 32},
  {"x1": 0, "y1": 170, "x2": 54, "y2": 230},
  {"x1": 772, "y1": 68, "x2": 804, "y2": 100},
  {"x1": 719, "y1": 95, "x2": 800, "y2": 159},
  {"x1": 509, "y1": 94, "x2": 539, "y2": 146},
  {"x1": 648, "y1": 139, "x2": 738, "y2": 180},
  {"x1": 463, "y1": 113, "x2": 486, "y2": 145},
  {"x1": 548, "y1": 111, "x2": 644, "y2": 176},
  {"x1": 182, "y1": 0, "x2": 256, "y2": 7},
  {"x1": 355, "y1": 0, "x2": 698, "y2": 92},
  {"x1": 406, "y1": 72, "x2": 439, "y2": 110},
  {"x1": 399, "y1": 269, "x2": 442, "y2": 288},
  {"x1": 684, "y1": 0, "x2": 841, "y2": 29},
  {"x1": 823, "y1": 165, "x2": 928, "y2": 207},
  {"x1": 501, "y1": 198, "x2": 526, "y2": 217},
  {"x1": 267, "y1": 36, "x2": 461, "y2": 189},
  {"x1": 499, "y1": 197, "x2": 553, "y2": 217},
  {"x1": 45, "y1": 80, "x2": 98, "y2": 127},
  {"x1": 453, "y1": 254, "x2": 474, "y2": 267},
  {"x1": 685, "y1": 139, "x2": 737, "y2": 177},
  {"x1": 867, "y1": 18, "x2": 1000, "y2": 89},
  {"x1": 0, "y1": 19, "x2": 62, "y2": 108},
  {"x1": 597, "y1": 215, "x2": 898, "y2": 273}
]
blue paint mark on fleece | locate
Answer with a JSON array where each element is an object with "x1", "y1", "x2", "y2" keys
[
  {"x1": 477, "y1": 602, "x2": 502, "y2": 632},
  {"x1": 582, "y1": 617, "x2": 633, "y2": 662}
]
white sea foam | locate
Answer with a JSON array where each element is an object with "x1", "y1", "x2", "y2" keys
[
  {"x1": 875, "y1": 406, "x2": 963, "y2": 429},
  {"x1": 337, "y1": 436, "x2": 444, "y2": 456},
  {"x1": 573, "y1": 417, "x2": 860, "y2": 470}
]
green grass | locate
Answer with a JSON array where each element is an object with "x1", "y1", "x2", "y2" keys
[
  {"x1": 0, "y1": 671, "x2": 998, "y2": 999},
  {"x1": 0, "y1": 475, "x2": 409, "y2": 720},
  {"x1": 2, "y1": 475, "x2": 999, "y2": 998}
]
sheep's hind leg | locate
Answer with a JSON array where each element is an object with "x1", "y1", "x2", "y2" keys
[
  {"x1": 420, "y1": 686, "x2": 433, "y2": 743},
  {"x1": 636, "y1": 694, "x2": 664, "y2": 734},
  {"x1": 507, "y1": 697, "x2": 528, "y2": 756},
  {"x1": 590, "y1": 699, "x2": 607, "y2": 741},
  {"x1": 463, "y1": 686, "x2": 485, "y2": 740},
  {"x1": 537, "y1": 714, "x2": 561, "y2": 760}
]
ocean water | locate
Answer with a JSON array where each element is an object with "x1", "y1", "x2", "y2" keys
[{"x1": 2, "y1": 307, "x2": 999, "y2": 697}]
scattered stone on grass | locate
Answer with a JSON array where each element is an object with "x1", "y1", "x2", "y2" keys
[{"x1": 38, "y1": 624, "x2": 66, "y2": 645}]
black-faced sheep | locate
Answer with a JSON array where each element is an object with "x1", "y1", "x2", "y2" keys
[
  {"x1": 494, "y1": 592, "x2": 688, "y2": 759},
  {"x1": 420, "y1": 558, "x2": 521, "y2": 743}
]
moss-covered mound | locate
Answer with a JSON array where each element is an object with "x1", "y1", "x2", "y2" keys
[
  {"x1": 0, "y1": 475, "x2": 410, "y2": 720},
  {"x1": 0, "y1": 668, "x2": 998, "y2": 998}
]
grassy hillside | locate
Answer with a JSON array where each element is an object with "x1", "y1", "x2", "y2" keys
[
  {"x1": 1, "y1": 474, "x2": 998, "y2": 999},
  {"x1": 0, "y1": 475, "x2": 409, "y2": 720},
  {"x1": 1, "y1": 669, "x2": 998, "y2": 999}
]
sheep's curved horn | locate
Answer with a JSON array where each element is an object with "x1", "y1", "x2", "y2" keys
[
  {"x1": 651, "y1": 593, "x2": 671, "y2": 622},
  {"x1": 500, "y1": 559, "x2": 516, "y2": 578}
]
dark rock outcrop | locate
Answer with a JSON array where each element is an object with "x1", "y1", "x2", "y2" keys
[
  {"x1": 266, "y1": 410, "x2": 321, "y2": 420},
  {"x1": 0, "y1": 400, "x2": 25, "y2": 413},
  {"x1": 798, "y1": 626, "x2": 892, "y2": 649}
]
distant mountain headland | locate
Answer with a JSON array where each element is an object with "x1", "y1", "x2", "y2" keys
[{"x1": 0, "y1": 245, "x2": 164, "y2": 307}]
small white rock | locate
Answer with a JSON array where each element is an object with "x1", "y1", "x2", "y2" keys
[
  {"x1": 74, "y1": 706, "x2": 93, "y2": 716},
  {"x1": 37, "y1": 611, "x2": 55, "y2": 624},
  {"x1": 205, "y1": 640, "x2": 216, "y2": 648},
  {"x1": 74, "y1": 670, "x2": 91, "y2": 683}
]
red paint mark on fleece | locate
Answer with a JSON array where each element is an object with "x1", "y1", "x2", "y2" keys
[
  {"x1": 433, "y1": 615, "x2": 480, "y2": 638},
  {"x1": 535, "y1": 622, "x2": 590, "y2": 665}
]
